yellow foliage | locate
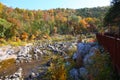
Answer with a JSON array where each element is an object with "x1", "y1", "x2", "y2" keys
[
  {"x1": 84, "y1": 17, "x2": 96, "y2": 24},
  {"x1": 79, "y1": 19, "x2": 87, "y2": 28},
  {"x1": 21, "y1": 32, "x2": 28, "y2": 41},
  {"x1": 0, "y1": 38, "x2": 6, "y2": 43},
  {"x1": 0, "y1": 59, "x2": 15, "y2": 72},
  {"x1": 30, "y1": 34, "x2": 36, "y2": 40},
  {"x1": 48, "y1": 9, "x2": 54, "y2": 13},
  {"x1": 16, "y1": 37, "x2": 21, "y2": 42},
  {"x1": 62, "y1": 17, "x2": 67, "y2": 22},
  {"x1": 0, "y1": 3, "x2": 3, "y2": 14},
  {"x1": 11, "y1": 36, "x2": 17, "y2": 41},
  {"x1": 48, "y1": 63, "x2": 66, "y2": 80},
  {"x1": 47, "y1": 56, "x2": 66, "y2": 80}
]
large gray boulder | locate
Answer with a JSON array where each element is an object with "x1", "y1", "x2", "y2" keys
[
  {"x1": 83, "y1": 47, "x2": 99, "y2": 67},
  {"x1": 77, "y1": 43, "x2": 91, "y2": 58},
  {"x1": 79, "y1": 67, "x2": 88, "y2": 80}
]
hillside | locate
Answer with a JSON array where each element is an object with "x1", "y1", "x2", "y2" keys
[
  {"x1": 0, "y1": 1, "x2": 119, "y2": 80},
  {"x1": 0, "y1": 3, "x2": 109, "y2": 42},
  {"x1": 76, "y1": 6, "x2": 110, "y2": 19}
]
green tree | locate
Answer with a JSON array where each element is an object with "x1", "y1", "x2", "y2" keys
[
  {"x1": 0, "y1": 18, "x2": 12, "y2": 38},
  {"x1": 104, "y1": 0, "x2": 120, "y2": 35}
]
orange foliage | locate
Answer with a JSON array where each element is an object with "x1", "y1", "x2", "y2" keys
[
  {"x1": 6, "y1": 7, "x2": 14, "y2": 14},
  {"x1": 62, "y1": 17, "x2": 67, "y2": 22},
  {"x1": 79, "y1": 19, "x2": 87, "y2": 28},
  {"x1": 21, "y1": 32, "x2": 28, "y2": 41},
  {"x1": 7, "y1": 18, "x2": 21, "y2": 28},
  {"x1": 84, "y1": 17, "x2": 95, "y2": 24}
]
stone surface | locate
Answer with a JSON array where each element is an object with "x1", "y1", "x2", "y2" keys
[
  {"x1": 79, "y1": 67, "x2": 88, "y2": 80},
  {"x1": 70, "y1": 68, "x2": 80, "y2": 80},
  {"x1": 71, "y1": 42, "x2": 98, "y2": 80},
  {"x1": 77, "y1": 43, "x2": 91, "y2": 58}
]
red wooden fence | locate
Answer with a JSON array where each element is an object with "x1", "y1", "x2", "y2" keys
[{"x1": 96, "y1": 33, "x2": 120, "y2": 73}]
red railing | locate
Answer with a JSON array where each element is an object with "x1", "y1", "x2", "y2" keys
[{"x1": 96, "y1": 33, "x2": 120, "y2": 73}]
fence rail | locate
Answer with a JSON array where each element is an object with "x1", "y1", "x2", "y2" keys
[{"x1": 96, "y1": 33, "x2": 120, "y2": 73}]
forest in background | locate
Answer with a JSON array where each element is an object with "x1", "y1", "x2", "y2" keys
[
  {"x1": 0, "y1": 1, "x2": 120, "y2": 79},
  {"x1": 0, "y1": 3, "x2": 110, "y2": 42}
]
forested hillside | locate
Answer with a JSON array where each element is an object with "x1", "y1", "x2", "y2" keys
[
  {"x1": 0, "y1": 1, "x2": 119, "y2": 80},
  {"x1": 76, "y1": 6, "x2": 110, "y2": 19},
  {"x1": 0, "y1": 3, "x2": 109, "y2": 41}
]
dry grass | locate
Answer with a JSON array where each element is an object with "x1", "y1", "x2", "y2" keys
[
  {"x1": 0, "y1": 58, "x2": 17, "y2": 76},
  {"x1": 87, "y1": 51, "x2": 115, "y2": 80}
]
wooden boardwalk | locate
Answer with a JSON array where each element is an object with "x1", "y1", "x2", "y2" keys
[{"x1": 96, "y1": 33, "x2": 120, "y2": 73}]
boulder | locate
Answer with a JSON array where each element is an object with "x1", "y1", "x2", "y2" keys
[
  {"x1": 70, "y1": 68, "x2": 80, "y2": 80},
  {"x1": 77, "y1": 43, "x2": 91, "y2": 58},
  {"x1": 83, "y1": 47, "x2": 99, "y2": 67},
  {"x1": 79, "y1": 67, "x2": 88, "y2": 80}
]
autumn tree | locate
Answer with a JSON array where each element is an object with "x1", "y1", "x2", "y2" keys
[
  {"x1": 68, "y1": 15, "x2": 81, "y2": 35},
  {"x1": 0, "y1": 2, "x2": 109, "y2": 41},
  {"x1": 84, "y1": 17, "x2": 97, "y2": 33},
  {"x1": 0, "y1": 3, "x2": 3, "y2": 17}
]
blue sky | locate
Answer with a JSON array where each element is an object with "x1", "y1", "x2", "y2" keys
[{"x1": 0, "y1": 0, "x2": 111, "y2": 10}]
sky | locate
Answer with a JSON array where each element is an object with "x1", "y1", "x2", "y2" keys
[{"x1": 0, "y1": 0, "x2": 111, "y2": 10}]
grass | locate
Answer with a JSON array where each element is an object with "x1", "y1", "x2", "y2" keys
[
  {"x1": 0, "y1": 41, "x2": 27, "y2": 47},
  {"x1": 51, "y1": 35, "x2": 75, "y2": 42},
  {"x1": 42, "y1": 46, "x2": 76, "y2": 80},
  {"x1": 0, "y1": 35, "x2": 75, "y2": 47},
  {"x1": 87, "y1": 51, "x2": 117, "y2": 80},
  {"x1": 8, "y1": 41, "x2": 27, "y2": 46}
]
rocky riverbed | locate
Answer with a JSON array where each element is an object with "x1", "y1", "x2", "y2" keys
[
  {"x1": 0, "y1": 40, "x2": 77, "y2": 79},
  {"x1": 0, "y1": 36, "x2": 114, "y2": 80}
]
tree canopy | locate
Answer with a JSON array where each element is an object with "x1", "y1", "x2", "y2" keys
[
  {"x1": 104, "y1": 0, "x2": 120, "y2": 35},
  {"x1": 0, "y1": 3, "x2": 109, "y2": 41},
  {"x1": 104, "y1": 0, "x2": 120, "y2": 26}
]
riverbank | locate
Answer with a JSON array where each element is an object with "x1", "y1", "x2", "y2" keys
[{"x1": 0, "y1": 34, "x2": 101, "y2": 79}]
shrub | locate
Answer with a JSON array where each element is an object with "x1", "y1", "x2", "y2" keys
[
  {"x1": 87, "y1": 51, "x2": 115, "y2": 80},
  {"x1": 0, "y1": 38, "x2": 6, "y2": 44},
  {"x1": 46, "y1": 55, "x2": 67, "y2": 80}
]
